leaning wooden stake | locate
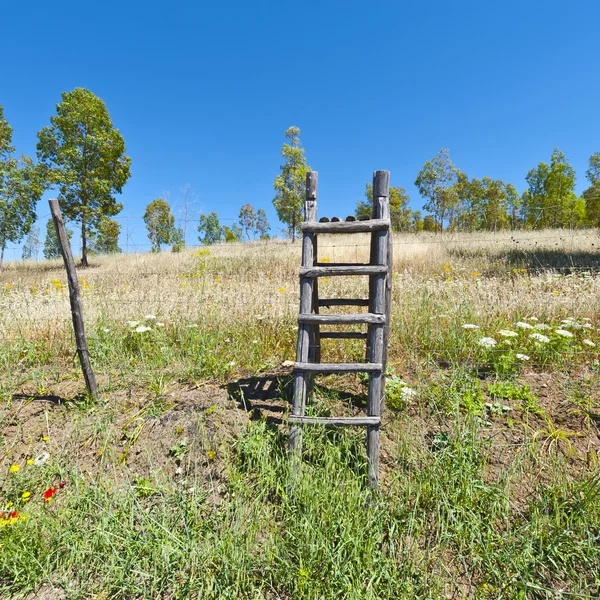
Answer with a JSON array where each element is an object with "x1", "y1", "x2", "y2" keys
[{"x1": 49, "y1": 199, "x2": 98, "y2": 400}]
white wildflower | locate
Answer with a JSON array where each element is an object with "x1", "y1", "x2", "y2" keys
[
  {"x1": 102, "y1": 328, "x2": 110, "y2": 333},
  {"x1": 516, "y1": 353, "x2": 530, "y2": 361},
  {"x1": 534, "y1": 323, "x2": 551, "y2": 330},
  {"x1": 135, "y1": 325, "x2": 152, "y2": 333},
  {"x1": 144, "y1": 314, "x2": 156, "y2": 320},
  {"x1": 555, "y1": 329, "x2": 574, "y2": 338},
  {"x1": 33, "y1": 451, "x2": 50, "y2": 467},
  {"x1": 462, "y1": 324, "x2": 480, "y2": 330},
  {"x1": 228, "y1": 360, "x2": 235, "y2": 367},
  {"x1": 498, "y1": 330, "x2": 518, "y2": 337},
  {"x1": 127, "y1": 321, "x2": 139, "y2": 328},
  {"x1": 252, "y1": 339, "x2": 259, "y2": 344},
  {"x1": 255, "y1": 315, "x2": 265, "y2": 321},
  {"x1": 583, "y1": 339, "x2": 596, "y2": 347},
  {"x1": 400, "y1": 387, "x2": 417, "y2": 401},
  {"x1": 224, "y1": 338, "x2": 231, "y2": 343},
  {"x1": 478, "y1": 337, "x2": 497, "y2": 348},
  {"x1": 515, "y1": 322, "x2": 534, "y2": 330},
  {"x1": 528, "y1": 317, "x2": 539, "y2": 322},
  {"x1": 583, "y1": 323, "x2": 593, "y2": 329},
  {"x1": 156, "y1": 322, "x2": 165, "y2": 327},
  {"x1": 187, "y1": 324, "x2": 198, "y2": 328},
  {"x1": 529, "y1": 333, "x2": 550, "y2": 343}
]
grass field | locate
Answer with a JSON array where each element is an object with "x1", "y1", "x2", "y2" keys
[{"x1": 1, "y1": 228, "x2": 600, "y2": 599}]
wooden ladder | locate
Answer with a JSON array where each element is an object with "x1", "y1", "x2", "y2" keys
[{"x1": 289, "y1": 170, "x2": 392, "y2": 488}]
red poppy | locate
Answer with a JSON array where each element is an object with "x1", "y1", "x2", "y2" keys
[
  {"x1": 58, "y1": 480, "x2": 66, "y2": 488},
  {"x1": 8, "y1": 510, "x2": 18, "y2": 519},
  {"x1": 43, "y1": 487, "x2": 57, "y2": 500}
]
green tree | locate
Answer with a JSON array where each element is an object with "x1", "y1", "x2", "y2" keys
[
  {"x1": 44, "y1": 217, "x2": 73, "y2": 259},
  {"x1": 256, "y1": 209, "x2": 270, "y2": 239},
  {"x1": 524, "y1": 149, "x2": 578, "y2": 228},
  {"x1": 198, "y1": 212, "x2": 223, "y2": 245},
  {"x1": 0, "y1": 106, "x2": 44, "y2": 271},
  {"x1": 223, "y1": 226, "x2": 239, "y2": 243},
  {"x1": 583, "y1": 152, "x2": 600, "y2": 226},
  {"x1": 36, "y1": 88, "x2": 131, "y2": 267},
  {"x1": 358, "y1": 183, "x2": 417, "y2": 232},
  {"x1": 273, "y1": 127, "x2": 311, "y2": 241},
  {"x1": 505, "y1": 183, "x2": 523, "y2": 230},
  {"x1": 238, "y1": 203, "x2": 257, "y2": 240},
  {"x1": 415, "y1": 149, "x2": 460, "y2": 231},
  {"x1": 171, "y1": 227, "x2": 185, "y2": 253},
  {"x1": 22, "y1": 226, "x2": 41, "y2": 260},
  {"x1": 89, "y1": 217, "x2": 122, "y2": 255},
  {"x1": 144, "y1": 199, "x2": 175, "y2": 252}
]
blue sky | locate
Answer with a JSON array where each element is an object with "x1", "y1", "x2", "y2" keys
[{"x1": 2, "y1": 0, "x2": 599, "y2": 259}]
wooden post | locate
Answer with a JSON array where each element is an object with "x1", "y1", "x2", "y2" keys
[
  {"x1": 366, "y1": 170, "x2": 390, "y2": 488},
  {"x1": 49, "y1": 199, "x2": 99, "y2": 400},
  {"x1": 289, "y1": 172, "x2": 318, "y2": 456}
]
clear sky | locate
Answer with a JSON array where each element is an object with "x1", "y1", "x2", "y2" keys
[{"x1": 2, "y1": 0, "x2": 599, "y2": 258}]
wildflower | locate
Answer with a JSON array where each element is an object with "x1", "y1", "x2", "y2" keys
[
  {"x1": 555, "y1": 329, "x2": 574, "y2": 338},
  {"x1": 528, "y1": 317, "x2": 539, "y2": 322},
  {"x1": 26, "y1": 459, "x2": 35, "y2": 465},
  {"x1": 33, "y1": 451, "x2": 50, "y2": 466},
  {"x1": 144, "y1": 314, "x2": 156, "y2": 320},
  {"x1": 534, "y1": 323, "x2": 551, "y2": 330},
  {"x1": 58, "y1": 480, "x2": 67, "y2": 488},
  {"x1": 224, "y1": 338, "x2": 231, "y2": 343},
  {"x1": 478, "y1": 337, "x2": 497, "y2": 348},
  {"x1": 462, "y1": 324, "x2": 480, "y2": 330},
  {"x1": 516, "y1": 354, "x2": 530, "y2": 361},
  {"x1": 135, "y1": 325, "x2": 152, "y2": 333},
  {"x1": 498, "y1": 330, "x2": 518, "y2": 337},
  {"x1": 207, "y1": 450, "x2": 216, "y2": 461},
  {"x1": 252, "y1": 340, "x2": 259, "y2": 344},
  {"x1": 583, "y1": 323, "x2": 593, "y2": 329},
  {"x1": 21, "y1": 492, "x2": 31, "y2": 503},
  {"x1": 43, "y1": 487, "x2": 57, "y2": 502},
  {"x1": 471, "y1": 271, "x2": 479, "y2": 277},
  {"x1": 255, "y1": 315, "x2": 264, "y2": 321},
  {"x1": 400, "y1": 387, "x2": 417, "y2": 401},
  {"x1": 102, "y1": 328, "x2": 110, "y2": 333},
  {"x1": 529, "y1": 333, "x2": 550, "y2": 343},
  {"x1": 127, "y1": 321, "x2": 140, "y2": 328},
  {"x1": 228, "y1": 361, "x2": 235, "y2": 367},
  {"x1": 42, "y1": 436, "x2": 49, "y2": 442},
  {"x1": 156, "y1": 322, "x2": 165, "y2": 327},
  {"x1": 278, "y1": 287, "x2": 287, "y2": 293},
  {"x1": 187, "y1": 324, "x2": 198, "y2": 329},
  {"x1": 515, "y1": 322, "x2": 534, "y2": 330},
  {"x1": 9, "y1": 465, "x2": 20, "y2": 473},
  {"x1": 583, "y1": 339, "x2": 596, "y2": 347}
]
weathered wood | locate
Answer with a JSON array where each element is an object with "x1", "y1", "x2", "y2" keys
[
  {"x1": 298, "y1": 313, "x2": 385, "y2": 325},
  {"x1": 299, "y1": 265, "x2": 387, "y2": 278},
  {"x1": 319, "y1": 331, "x2": 368, "y2": 339},
  {"x1": 366, "y1": 170, "x2": 391, "y2": 488},
  {"x1": 315, "y1": 262, "x2": 370, "y2": 268},
  {"x1": 301, "y1": 219, "x2": 389, "y2": 233},
  {"x1": 318, "y1": 298, "x2": 369, "y2": 307},
  {"x1": 289, "y1": 416, "x2": 381, "y2": 427},
  {"x1": 294, "y1": 362, "x2": 382, "y2": 373},
  {"x1": 48, "y1": 199, "x2": 98, "y2": 400},
  {"x1": 290, "y1": 172, "x2": 318, "y2": 456}
]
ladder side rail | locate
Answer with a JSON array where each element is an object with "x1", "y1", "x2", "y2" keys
[
  {"x1": 366, "y1": 170, "x2": 390, "y2": 488},
  {"x1": 290, "y1": 171, "x2": 318, "y2": 455}
]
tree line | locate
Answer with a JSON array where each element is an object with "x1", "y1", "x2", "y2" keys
[{"x1": 2, "y1": 91, "x2": 600, "y2": 271}]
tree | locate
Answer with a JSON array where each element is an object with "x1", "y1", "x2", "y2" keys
[
  {"x1": 238, "y1": 203, "x2": 257, "y2": 240},
  {"x1": 0, "y1": 106, "x2": 44, "y2": 271},
  {"x1": 223, "y1": 226, "x2": 240, "y2": 243},
  {"x1": 144, "y1": 199, "x2": 175, "y2": 252},
  {"x1": 22, "y1": 226, "x2": 41, "y2": 261},
  {"x1": 89, "y1": 217, "x2": 122, "y2": 255},
  {"x1": 524, "y1": 149, "x2": 578, "y2": 229},
  {"x1": 583, "y1": 152, "x2": 600, "y2": 226},
  {"x1": 36, "y1": 88, "x2": 131, "y2": 267},
  {"x1": 198, "y1": 212, "x2": 223, "y2": 245},
  {"x1": 171, "y1": 228, "x2": 185, "y2": 252},
  {"x1": 273, "y1": 127, "x2": 311, "y2": 241},
  {"x1": 44, "y1": 217, "x2": 73, "y2": 259},
  {"x1": 415, "y1": 149, "x2": 459, "y2": 231},
  {"x1": 256, "y1": 209, "x2": 270, "y2": 239},
  {"x1": 357, "y1": 183, "x2": 418, "y2": 232},
  {"x1": 505, "y1": 183, "x2": 523, "y2": 230}
]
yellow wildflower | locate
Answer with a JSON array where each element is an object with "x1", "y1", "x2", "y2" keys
[
  {"x1": 9, "y1": 465, "x2": 20, "y2": 473},
  {"x1": 21, "y1": 492, "x2": 31, "y2": 503}
]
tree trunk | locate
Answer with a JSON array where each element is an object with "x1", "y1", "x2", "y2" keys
[
  {"x1": 0, "y1": 242, "x2": 5, "y2": 273},
  {"x1": 81, "y1": 213, "x2": 88, "y2": 267}
]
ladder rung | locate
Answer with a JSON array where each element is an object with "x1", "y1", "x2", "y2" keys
[
  {"x1": 289, "y1": 415, "x2": 381, "y2": 427},
  {"x1": 320, "y1": 331, "x2": 368, "y2": 339},
  {"x1": 318, "y1": 298, "x2": 370, "y2": 307},
  {"x1": 315, "y1": 262, "x2": 370, "y2": 267},
  {"x1": 294, "y1": 362, "x2": 382, "y2": 373},
  {"x1": 298, "y1": 313, "x2": 384, "y2": 325},
  {"x1": 300, "y1": 265, "x2": 387, "y2": 277},
  {"x1": 301, "y1": 219, "x2": 390, "y2": 234}
]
